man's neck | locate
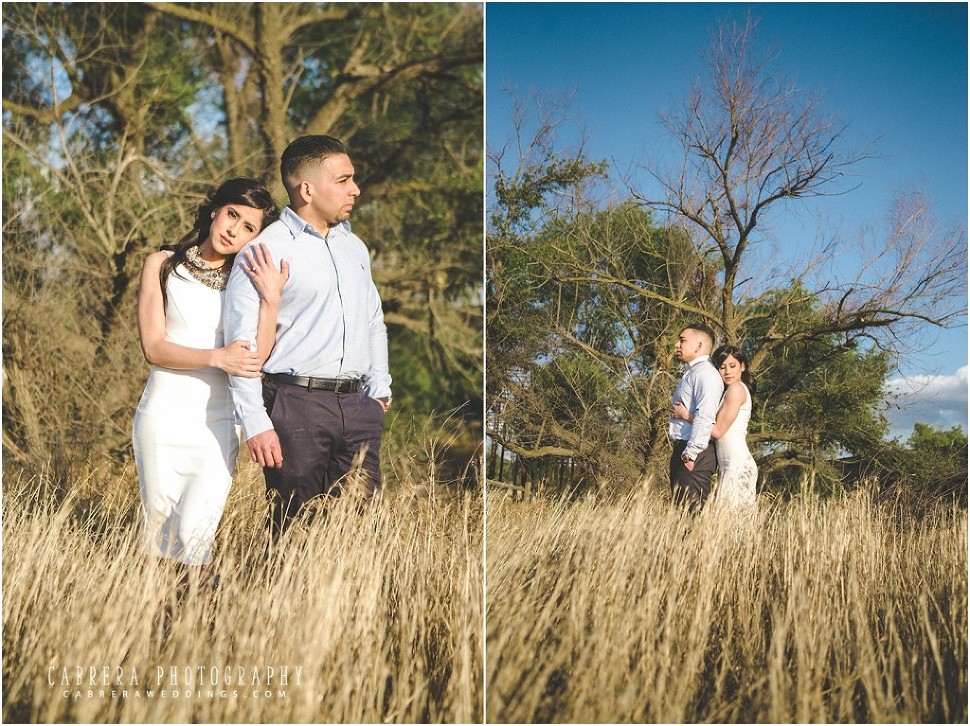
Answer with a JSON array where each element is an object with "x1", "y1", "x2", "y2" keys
[{"x1": 290, "y1": 205, "x2": 336, "y2": 235}]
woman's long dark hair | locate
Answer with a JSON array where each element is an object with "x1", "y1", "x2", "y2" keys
[
  {"x1": 159, "y1": 177, "x2": 279, "y2": 297},
  {"x1": 712, "y1": 344, "x2": 755, "y2": 397}
]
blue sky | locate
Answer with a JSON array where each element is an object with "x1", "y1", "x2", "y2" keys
[{"x1": 486, "y1": 1, "x2": 968, "y2": 438}]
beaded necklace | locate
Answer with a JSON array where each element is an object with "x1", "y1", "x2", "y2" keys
[{"x1": 184, "y1": 245, "x2": 231, "y2": 291}]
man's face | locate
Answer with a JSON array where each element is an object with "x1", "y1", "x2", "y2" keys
[
  {"x1": 675, "y1": 328, "x2": 704, "y2": 363},
  {"x1": 305, "y1": 153, "x2": 360, "y2": 227}
]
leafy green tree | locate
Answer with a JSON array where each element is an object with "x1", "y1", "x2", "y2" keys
[
  {"x1": 739, "y1": 284, "x2": 892, "y2": 492},
  {"x1": 880, "y1": 424, "x2": 968, "y2": 502},
  {"x1": 487, "y1": 100, "x2": 720, "y2": 484}
]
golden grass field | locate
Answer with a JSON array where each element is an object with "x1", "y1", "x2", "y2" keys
[
  {"x1": 2, "y1": 452, "x2": 483, "y2": 724},
  {"x1": 486, "y1": 487, "x2": 967, "y2": 723},
  {"x1": 4, "y1": 450, "x2": 967, "y2": 725}
]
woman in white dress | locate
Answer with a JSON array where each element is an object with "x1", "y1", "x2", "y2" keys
[
  {"x1": 673, "y1": 344, "x2": 758, "y2": 510},
  {"x1": 133, "y1": 178, "x2": 286, "y2": 575},
  {"x1": 707, "y1": 345, "x2": 758, "y2": 510}
]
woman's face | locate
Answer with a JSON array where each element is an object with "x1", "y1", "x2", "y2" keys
[
  {"x1": 207, "y1": 204, "x2": 265, "y2": 256},
  {"x1": 718, "y1": 354, "x2": 745, "y2": 385}
]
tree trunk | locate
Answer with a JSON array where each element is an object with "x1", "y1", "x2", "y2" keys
[{"x1": 254, "y1": 5, "x2": 289, "y2": 188}]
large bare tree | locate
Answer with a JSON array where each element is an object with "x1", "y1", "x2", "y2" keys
[{"x1": 636, "y1": 16, "x2": 966, "y2": 358}]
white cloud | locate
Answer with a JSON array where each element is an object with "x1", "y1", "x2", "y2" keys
[{"x1": 883, "y1": 365, "x2": 968, "y2": 440}]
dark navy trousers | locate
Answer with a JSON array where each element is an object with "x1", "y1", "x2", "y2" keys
[
  {"x1": 669, "y1": 439, "x2": 717, "y2": 512},
  {"x1": 261, "y1": 380, "x2": 384, "y2": 534}
]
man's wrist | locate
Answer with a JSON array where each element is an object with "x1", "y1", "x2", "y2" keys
[{"x1": 241, "y1": 414, "x2": 274, "y2": 441}]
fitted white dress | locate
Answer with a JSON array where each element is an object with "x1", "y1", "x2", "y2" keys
[
  {"x1": 713, "y1": 382, "x2": 758, "y2": 510},
  {"x1": 132, "y1": 262, "x2": 238, "y2": 566}
]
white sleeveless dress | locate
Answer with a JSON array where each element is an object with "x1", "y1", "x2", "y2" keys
[
  {"x1": 132, "y1": 264, "x2": 238, "y2": 566},
  {"x1": 713, "y1": 382, "x2": 758, "y2": 510}
]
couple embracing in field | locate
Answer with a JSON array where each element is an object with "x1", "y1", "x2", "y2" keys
[
  {"x1": 131, "y1": 135, "x2": 391, "y2": 587},
  {"x1": 668, "y1": 322, "x2": 759, "y2": 512}
]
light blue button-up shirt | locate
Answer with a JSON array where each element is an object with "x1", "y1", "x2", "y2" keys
[
  {"x1": 669, "y1": 355, "x2": 723, "y2": 460},
  {"x1": 224, "y1": 207, "x2": 392, "y2": 439}
]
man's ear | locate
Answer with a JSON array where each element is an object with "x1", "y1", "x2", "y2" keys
[{"x1": 299, "y1": 180, "x2": 313, "y2": 203}]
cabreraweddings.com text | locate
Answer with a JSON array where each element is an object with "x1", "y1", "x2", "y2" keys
[{"x1": 48, "y1": 664, "x2": 303, "y2": 700}]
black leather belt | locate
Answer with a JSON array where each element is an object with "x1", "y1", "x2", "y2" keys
[{"x1": 264, "y1": 372, "x2": 362, "y2": 393}]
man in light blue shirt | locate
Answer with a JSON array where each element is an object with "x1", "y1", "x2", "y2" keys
[
  {"x1": 224, "y1": 135, "x2": 392, "y2": 534},
  {"x1": 668, "y1": 322, "x2": 723, "y2": 510}
]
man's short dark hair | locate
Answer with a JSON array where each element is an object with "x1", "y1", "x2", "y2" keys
[
  {"x1": 682, "y1": 322, "x2": 717, "y2": 348},
  {"x1": 280, "y1": 135, "x2": 348, "y2": 193}
]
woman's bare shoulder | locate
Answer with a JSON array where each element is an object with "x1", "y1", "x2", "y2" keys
[{"x1": 142, "y1": 249, "x2": 174, "y2": 270}]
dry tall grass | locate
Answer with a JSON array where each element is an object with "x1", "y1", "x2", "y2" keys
[
  {"x1": 3, "y1": 456, "x2": 483, "y2": 724},
  {"x1": 486, "y1": 487, "x2": 967, "y2": 723}
]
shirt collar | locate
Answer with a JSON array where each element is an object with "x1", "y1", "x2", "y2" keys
[
  {"x1": 687, "y1": 354, "x2": 711, "y2": 368},
  {"x1": 279, "y1": 207, "x2": 351, "y2": 240}
]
